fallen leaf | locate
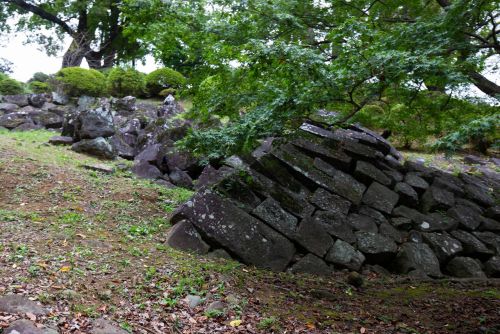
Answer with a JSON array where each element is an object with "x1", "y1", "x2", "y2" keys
[
  {"x1": 60, "y1": 266, "x2": 71, "y2": 272},
  {"x1": 230, "y1": 319, "x2": 242, "y2": 327},
  {"x1": 26, "y1": 312, "x2": 36, "y2": 321}
]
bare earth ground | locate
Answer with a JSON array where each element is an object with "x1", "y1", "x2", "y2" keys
[{"x1": 0, "y1": 129, "x2": 499, "y2": 334}]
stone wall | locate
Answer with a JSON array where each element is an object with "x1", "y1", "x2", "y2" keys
[{"x1": 168, "y1": 121, "x2": 500, "y2": 278}]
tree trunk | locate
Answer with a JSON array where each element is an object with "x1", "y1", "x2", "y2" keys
[
  {"x1": 62, "y1": 40, "x2": 85, "y2": 68},
  {"x1": 468, "y1": 71, "x2": 500, "y2": 98}
]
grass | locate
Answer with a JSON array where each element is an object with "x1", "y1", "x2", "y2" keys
[{"x1": 0, "y1": 129, "x2": 499, "y2": 333}]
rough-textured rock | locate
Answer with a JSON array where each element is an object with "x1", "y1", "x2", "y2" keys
[
  {"x1": 0, "y1": 102, "x2": 19, "y2": 113},
  {"x1": 379, "y1": 222, "x2": 404, "y2": 243},
  {"x1": 172, "y1": 190, "x2": 296, "y2": 271},
  {"x1": 28, "y1": 94, "x2": 47, "y2": 108},
  {"x1": 169, "y1": 168, "x2": 194, "y2": 189},
  {"x1": 91, "y1": 319, "x2": 129, "y2": 334},
  {"x1": 75, "y1": 107, "x2": 115, "y2": 140},
  {"x1": 354, "y1": 160, "x2": 391, "y2": 186},
  {"x1": 362, "y1": 182, "x2": 399, "y2": 214},
  {"x1": 0, "y1": 112, "x2": 29, "y2": 129},
  {"x1": 166, "y1": 220, "x2": 210, "y2": 254},
  {"x1": 416, "y1": 212, "x2": 457, "y2": 232},
  {"x1": 472, "y1": 232, "x2": 500, "y2": 254},
  {"x1": 347, "y1": 214, "x2": 378, "y2": 232},
  {"x1": 135, "y1": 143, "x2": 161, "y2": 163},
  {"x1": 358, "y1": 206, "x2": 387, "y2": 225},
  {"x1": 252, "y1": 197, "x2": 298, "y2": 238},
  {"x1": 289, "y1": 254, "x2": 333, "y2": 276},
  {"x1": 421, "y1": 187, "x2": 455, "y2": 212},
  {"x1": 49, "y1": 135, "x2": 73, "y2": 146},
  {"x1": 463, "y1": 183, "x2": 494, "y2": 207},
  {"x1": 112, "y1": 96, "x2": 136, "y2": 113},
  {"x1": 422, "y1": 232, "x2": 463, "y2": 263},
  {"x1": 446, "y1": 257, "x2": 486, "y2": 278},
  {"x1": 52, "y1": 91, "x2": 69, "y2": 105},
  {"x1": 394, "y1": 243, "x2": 442, "y2": 278},
  {"x1": 33, "y1": 111, "x2": 63, "y2": 128},
  {"x1": 394, "y1": 182, "x2": 419, "y2": 206},
  {"x1": 295, "y1": 217, "x2": 334, "y2": 257},
  {"x1": 450, "y1": 230, "x2": 493, "y2": 257},
  {"x1": 310, "y1": 188, "x2": 351, "y2": 215},
  {"x1": 484, "y1": 256, "x2": 500, "y2": 277},
  {"x1": 404, "y1": 172, "x2": 429, "y2": 193},
  {"x1": 3, "y1": 94, "x2": 29, "y2": 107},
  {"x1": 356, "y1": 232, "x2": 397, "y2": 263},
  {"x1": 326, "y1": 239, "x2": 365, "y2": 271},
  {"x1": 0, "y1": 294, "x2": 47, "y2": 315},
  {"x1": 485, "y1": 206, "x2": 500, "y2": 221},
  {"x1": 72, "y1": 137, "x2": 116, "y2": 159},
  {"x1": 312, "y1": 211, "x2": 356, "y2": 243},
  {"x1": 448, "y1": 205, "x2": 481, "y2": 230},
  {"x1": 131, "y1": 161, "x2": 163, "y2": 179},
  {"x1": 109, "y1": 134, "x2": 135, "y2": 159}
]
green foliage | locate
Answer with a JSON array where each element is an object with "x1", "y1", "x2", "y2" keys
[
  {"x1": 29, "y1": 81, "x2": 51, "y2": 93},
  {"x1": 0, "y1": 77, "x2": 25, "y2": 95},
  {"x1": 145, "y1": 68, "x2": 186, "y2": 96},
  {"x1": 29, "y1": 72, "x2": 49, "y2": 83},
  {"x1": 107, "y1": 67, "x2": 146, "y2": 97},
  {"x1": 433, "y1": 114, "x2": 500, "y2": 154},
  {"x1": 159, "y1": 88, "x2": 177, "y2": 97},
  {"x1": 128, "y1": 0, "x2": 499, "y2": 159},
  {"x1": 55, "y1": 67, "x2": 107, "y2": 97}
]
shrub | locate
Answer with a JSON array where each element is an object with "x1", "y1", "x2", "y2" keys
[
  {"x1": 159, "y1": 88, "x2": 177, "y2": 97},
  {"x1": 54, "y1": 67, "x2": 107, "y2": 97},
  {"x1": 0, "y1": 77, "x2": 25, "y2": 95},
  {"x1": 29, "y1": 72, "x2": 50, "y2": 83},
  {"x1": 145, "y1": 68, "x2": 186, "y2": 96},
  {"x1": 107, "y1": 67, "x2": 145, "y2": 97},
  {"x1": 29, "y1": 81, "x2": 51, "y2": 93}
]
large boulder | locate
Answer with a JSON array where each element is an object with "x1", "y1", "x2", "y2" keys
[
  {"x1": 74, "y1": 107, "x2": 115, "y2": 140},
  {"x1": 2, "y1": 94, "x2": 29, "y2": 107},
  {"x1": 33, "y1": 111, "x2": 64, "y2": 128},
  {"x1": 0, "y1": 102, "x2": 19, "y2": 113},
  {"x1": 0, "y1": 112, "x2": 30, "y2": 129},
  {"x1": 356, "y1": 232, "x2": 398, "y2": 263},
  {"x1": 361, "y1": 182, "x2": 399, "y2": 214},
  {"x1": 289, "y1": 253, "x2": 333, "y2": 276},
  {"x1": 28, "y1": 94, "x2": 47, "y2": 108},
  {"x1": 171, "y1": 190, "x2": 296, "y2": 271},
  {"x1": 166, "y1": 220, "x2": 210, "y2": 254},
  {"x1": 394, "y1": 243, "x2": 442, "y2": 278},
  {"x1": 446, "y1": 257, "x2": 486, "y2": 278},
  {"x1": 422, "y1": 232, "x2": 463, "y2": 263},
  {"x1": 71, "y1": 137, "x2": 116, "y2": 159},
  {"x1": 325, "y1": 239, "x2": 365, "y2": 271}
]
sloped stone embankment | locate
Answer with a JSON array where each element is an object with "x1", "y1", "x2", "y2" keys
[{"x1": 169, "y1": 121, "x2": 500, "y2": 278}]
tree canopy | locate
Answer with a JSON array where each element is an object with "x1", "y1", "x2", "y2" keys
[{"x1": 0, "y1": 0, "x2": 142, "y2": 68}]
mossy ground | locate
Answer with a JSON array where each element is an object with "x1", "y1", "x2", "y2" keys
[{"x1": 0, "y1": 130, "x2": 499, "y2": 333}]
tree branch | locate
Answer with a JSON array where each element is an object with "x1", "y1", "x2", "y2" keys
[{"x1": 1, "y1": 0, "x2": 74, "y2": 36}]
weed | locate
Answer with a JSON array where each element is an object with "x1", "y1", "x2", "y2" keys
[{"x1": 257, "y1": 316, "x2": 279, "y2": 330}]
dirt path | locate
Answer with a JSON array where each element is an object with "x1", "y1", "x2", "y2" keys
[{"x1": 0, "y1": 130, "x2": 499, "y2": 334}]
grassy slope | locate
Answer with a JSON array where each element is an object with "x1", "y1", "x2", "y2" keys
[{"x1": 0, "y1": 129, "x2": 499, "y2": 334}]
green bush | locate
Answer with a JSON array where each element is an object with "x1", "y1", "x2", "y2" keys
[
  {"x1": 29, "y1": 72, "x2": 50, "y2": 83},
  {"x1": 159, "y1": 88, "x2": 177, "y2": 97},
  {"x1": 54, "y1": 67, "x2": 107, "y2": 97},
  {"x1": 107, "y1": 67, "x2": 145, "y2": 97},
  {"x1": 29, "y1": 81, "x2": 51, "y2": 94},
  {"x1": 0, "y1": 77, "x2": 25, "y2": 95},
  {"x1": 145, "y1": 68, "x2": 186, "y2": 96}
]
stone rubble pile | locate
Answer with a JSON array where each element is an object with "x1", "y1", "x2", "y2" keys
[
  {"x1": 0, "y1": 93, "x2": 200, "y2": 188},
  {"x1": 168, "y1": 121, "x2": 500, "y2": 278}
]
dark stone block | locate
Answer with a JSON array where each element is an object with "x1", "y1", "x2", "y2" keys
[
  {"x1": 313, "y1": 158, "x2": 366, "y2": 205},
  {"x1": 169, "y1": 168, "x2": 194, "y2": 189},
  {"x1": 394, "y1": 182, "x2": 419, "y2": 207},
  {"x1": 450, "y1": 230, "x2": 494, "y2": 257},
  {"x1": 379, "y1": 222, "x2": 404, "y2": 243},
  {"x1": 354, "y1": 160, "x2": 392, "y2": 186},
  {"x1": 479, "y1": 216, "x2": 500, "y2": 232},
  {"x1": 358, "y1": 206, "x2": 388, "y2": 225},
  {"x1": 404, "y1": 172, "x2": 429, "y2": 194},
  {"x1": 446, "y1": 257, "x2": 486, "y2": 278},
  {"x1": 421, "y1": 187, "x2": 455, "y2": 213},
  {"x1": 356, "y1": 232, "x2": 397, "y2": 263},
  {"x1": 464, "y1": 183, "x2": 494, "y2": 207},
  {"x1": 166, "y1": 220, "x2": 210, "y2": 254},
  {"x1": 109, "y1": 134, "x2": 135, "y2": 159},
  {"x1": 472, "y1": 232, "x2": 500, "y2": 254},
  {"x1": 362, "y1": 182, "x2": 399, "y2": 214},
  {"x1": 310, "y1": 188, "x2": 351, "y2": 215},
  {"x1": 447, "y1": 205, "x2": 481, "y2": 231},
  {"x1": 295, "y1": 218, "x2": 334, "y2": 257},
  {"x1": 291, "y1": 137, "x2": 352, "y2": 170},
  {"x1": 312, "y1": 211, "x2": 356, "y2": 244},
  {"x1": 415, "y1": 212, "x2": 458, "y2": 232},
  {"x1": 49, "y1": 136, "x2": 73, "y2": 146},
  {"x1": 196, "y1": 165, "x2": 234, "y2": 190},
  {"x1": 390, "y1": 217, "x2": 413, "y2": 230},
  {"x1": 422, "y1": 232, "x2": 463, "y2": 263},
  {"x1": 484, "y1": 256, "x2": 500, "y2": 277},
  {"x1": 289, "y1": 254, "x2": 333, "y2": 276},
  {"x1": 135, "y1": 143, "x2": 161, "y2": 163},
  {"x1": 325, "y1": 239, "x2": 365, "y2": 271},
  {"x1": 433, "y1": 176, "x2": 465, "y2": 196},
  {"x1": 347, "y1": 214, "x2": 378, "y2": 232},
  {"x1": 131, "y1": 160, "x2": 163, "y2": 179},
  {"x1": 74, "y1": 107, "x2": 115, "y2": 140},
  {"x1": 485, "y1": 206, "x2": 500, "y2": 220},
  {"x1": 394, "y1": 243, "x2": 442, "y2": 278},
  {"x1": 252, "y1": 197, "x2": 298, "y2": 238},
  {"x1": 178, "y1": 190, "x2": 296, "y2": 271},
  {"x1": 72, "y1": 137, "x2": 116, "y2": 159}
]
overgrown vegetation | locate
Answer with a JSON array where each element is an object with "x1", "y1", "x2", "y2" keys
[
  {"x1": 107, "y1": 67, "x2": 145, "y2": 97},
  {"x1": 145, "y1": 68, "x2": 186, "y2": 97},
  {"x1": 54, "y1": 67, "x2": 107, "y2": 97},
  {"x1": 0, "y1": 73, "x2": 24, "y2": 95}
]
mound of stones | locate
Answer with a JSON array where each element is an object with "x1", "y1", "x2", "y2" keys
[
  {"x1": 0, "y1": 93, "x2": 65, "y2": 130},
  {"x1": 168, "y1": 120, "x2": 500, "y2": 278}
]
